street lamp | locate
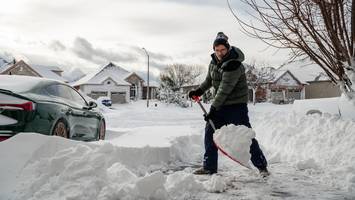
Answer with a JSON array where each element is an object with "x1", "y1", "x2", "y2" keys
[{"x1": 142, "y1": 47, "x2": 150, "y2": 108}]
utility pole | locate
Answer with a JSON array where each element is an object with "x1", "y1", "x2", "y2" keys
[{"x1": 142, "y1": 47, "x2": 150, "y2": 107}]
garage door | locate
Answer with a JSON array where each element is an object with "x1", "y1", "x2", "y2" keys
[{"x1": 111, "y1": 92, "x2": 126, "y2": 104}]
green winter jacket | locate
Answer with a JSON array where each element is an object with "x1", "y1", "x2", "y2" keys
[{"x1": 198, "y1": 46, "x2": 249, "y2": 109}]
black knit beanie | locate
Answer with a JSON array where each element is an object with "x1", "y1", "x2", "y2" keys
[{"x1": 213, "y1": 32, "x2": 230, "y2": 50}]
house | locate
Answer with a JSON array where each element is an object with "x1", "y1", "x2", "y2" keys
[
  {"x1": 305, "y1": 72, "x2": 341, "y2": 99},
  {"x1": 274, "y1": 61, "x2": 341, "y2": 99},
  {"x1": 72, "y1": 62, "x2": 158, "y2": 104},
  {"x1": 267, "y1": 70, "x2": 306, "y2": 103},
  {"x1": 134, "y1": 72, "x2": 159, "y2": 100},
  {"x1": 0, "y1": 59, "x2": 67, "y2": 82},
  {"x1": 251, "y1": 70, "x2": 306, "y2": 104}
]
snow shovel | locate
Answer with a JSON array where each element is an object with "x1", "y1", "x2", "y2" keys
[{"x1": 192, "y1": 96, "x2": 252, "y2": 169}]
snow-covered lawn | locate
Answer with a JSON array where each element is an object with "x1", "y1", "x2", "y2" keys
[{"x1": 0, "y1": 100, "x2": 354, "y2": 199}]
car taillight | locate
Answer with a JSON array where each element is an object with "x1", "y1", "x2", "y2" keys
[
  {"x1": 0, "y1": 135, "x2": 11, "y2": 142},
  {"x1": 0, "y1": 101, "x2": 36, "y2": 111}
]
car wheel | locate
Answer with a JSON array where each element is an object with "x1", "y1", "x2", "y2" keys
[
  {"x1": 99, "y1": 120, "x2": 105, "y2": 140},
  {"x1": 52, "y1": 119, "x2": 69, "y2": 138}
]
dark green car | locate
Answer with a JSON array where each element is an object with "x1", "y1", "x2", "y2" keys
[{"x1": 0, "y1": 75, "x2": 105, "y2": 142}]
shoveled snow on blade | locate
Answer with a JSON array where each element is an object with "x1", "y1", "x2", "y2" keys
[{"x1": 213, "y1": 124, "x2": 255, "y2": 168}]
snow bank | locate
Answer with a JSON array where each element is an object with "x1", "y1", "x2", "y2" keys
[
  {"x1": 293, "y1": 96, "x2": 355, "y2": 121},
  {"x1": 253, "y1": 110, "x2": 355, "y2": 193},
  {"x1": 165, "y1": 171, "x2": 204, "y2": 198},
  {"x1": 169, "y1": 134, "x2": 203, "y2": 164},
  {"x1": 0, "y1": 133, "x2": 78, "y2": 200},
  {"x1": 203, "y1": 174, "x2": 226, "y2": 193},
  {"x1": 0, "y1": 133, "x2": 171, "y2": 200},
  {"x1": 338, "y1": 94, "x2": 355, "y2": 120},
  {"x1": 0, "y1": 132, "x2": 221, "y2": 200},
  {"x1": 109, "y1": 126, "x2": 200, "y2": 148},
  {"x1": 213, "y1": 125, "x2": 255, "y2": 168},
  {"x1": 292, "y1": 97, "x2": 340, "y2": 116}
]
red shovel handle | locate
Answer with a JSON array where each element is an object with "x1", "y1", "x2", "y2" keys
[{"x1": 192, "y1": 96, "x2": 201, "y2": 102}]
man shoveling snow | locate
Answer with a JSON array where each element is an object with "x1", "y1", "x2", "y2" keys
[{"x1": 188, "y1": 32, "x2": 269, "y2": 177}]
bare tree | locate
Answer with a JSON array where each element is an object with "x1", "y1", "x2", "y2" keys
[
  {"x1": 160, "y1": 63, "x2": 203, "y2": 91},
  {"x1": 227, "y1": 0, "x2": 355, "y2": 99},
  {"x1": 246, "y1": 61, "x2": 276, "y2": 104}
]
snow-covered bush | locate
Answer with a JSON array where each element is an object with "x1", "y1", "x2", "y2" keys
[{"x1": 157, "y1": 88, "x2": 188, "y2": 108}]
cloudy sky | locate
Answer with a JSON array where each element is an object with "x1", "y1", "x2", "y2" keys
[{"x1": 0, "y1": 0, "x2": 291, "y2": 77}]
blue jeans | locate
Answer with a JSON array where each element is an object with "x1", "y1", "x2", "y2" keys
[{"x1": 203, "y1": 103, "x2": 268, "y2": 172}]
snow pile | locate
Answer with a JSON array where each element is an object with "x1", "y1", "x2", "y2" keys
[
  {"x1": 1, "y1": 133, "x2": 224, "y2": 200},
  {"x1": 293, "y1": 97, "x2": 340, "y2": 116},
  {"x1": 0, "y1": 133, "x2": 172, "y2": 200},
  {"x1": 253, "y1": 110, "x2": 355, "y2": 193},
  {"x1": 213, "y1": 125, "x2": 255, "y2": 168},
  {"x1": 293, "y1": 96, "x2": 355, "y2": 121},
  {"x1": 203, "y1": 174, "x2": 226, "y2": 193},
  {"x1": 296, "y1": 158, "x2": 319, "y2": 170},
  {"x1": 169, "y1": 135, "x2": 203, "y2": 164},
  {"x1": 338, "y1": 94, "x2": 355, "y2": 120},
  {"x1": 99, "y1": 171, "x2": 168, "y2": 200},
  {"x1": 165, "y1": 171, "x2": 204, "y2": 198}
]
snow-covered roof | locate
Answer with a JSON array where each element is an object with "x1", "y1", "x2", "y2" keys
[
  {"x1": 33, "y1": 65, "x2": 63, "y2": 72},
  {"x1": 0, "y1": 63, "x2": 12, "y2": 74},
  {"x1": 0, "y1": 60, "x2": 67, "y2": 82},
  {"x1": 31, "y1": 65, "x2": 67, "y2": 82},
  {"x1": 313, "y1": 72, "x2": 331, "y2": 81},
  {"x1": 0, "y1": 57, "x2": 9, "y2": 68},
  {"x1": 271, "y1": 70, "x2": 304, "y2": 86},
  {"x1": 72, "y1": 62, "x2": 133, "y2": 86},
  {"x1": 278, "y1": 61, "x2": 332, "y2": 83},
  {"x1": 270, "y1": 70, "x2": 288, "y2": 83}
]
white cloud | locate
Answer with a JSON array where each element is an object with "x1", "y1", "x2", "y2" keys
[{"x1": 0, "y1": 0, "x2": 291, "y2": 76}]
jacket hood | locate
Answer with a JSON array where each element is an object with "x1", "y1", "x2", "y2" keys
[{"x1": 211, "y1": 46, "x2": 245, "y2": 65}]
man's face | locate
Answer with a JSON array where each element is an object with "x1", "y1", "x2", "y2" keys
[{"x1": 214, "y1": 45, "x2": 228, "y2": 61}]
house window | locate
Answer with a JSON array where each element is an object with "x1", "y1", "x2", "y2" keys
[
  {"x1": 130, "y1": 84, "x2": 136, "y2": 99},
  {"x1": 91, "y1": 91, "x2": 108, "y2": 95},
  {"x1": 87, "y1": 91, "x2": 107, "y2": 100}
]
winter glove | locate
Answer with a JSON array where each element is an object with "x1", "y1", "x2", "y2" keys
[
  {"x1": 188, "y1": 88, "x2": 204, "y2": 99},
  {"x1": 204, "y1": 106, "x2": 217, "y2": 122}
]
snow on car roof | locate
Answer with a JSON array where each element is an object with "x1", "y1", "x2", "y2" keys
[{"x1": 0, "y1": 75, "x2": 58, "y2": 93}]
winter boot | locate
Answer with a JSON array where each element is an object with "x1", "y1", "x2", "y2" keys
[
  {"x1": 259, "y1": 168, "x2": 270, "y2": 178},
  {"x1": 193, "y1": 167, "x2": 216, "y2": 175}
]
